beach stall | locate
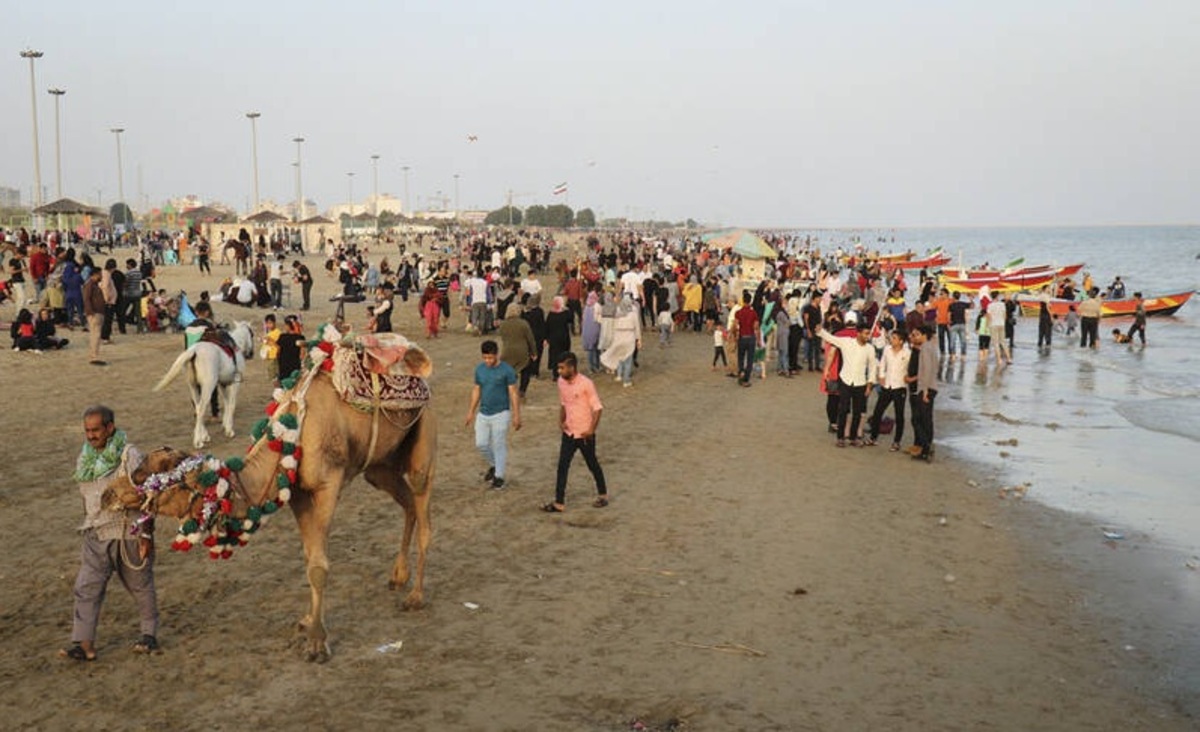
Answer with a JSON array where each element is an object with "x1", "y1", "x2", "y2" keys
[
  {"x1": 703, "y1": 228, "x2": 778, "y2": 283},
  {"x1": 299, "y1": 215, "x2": 335, "y2": 253}
]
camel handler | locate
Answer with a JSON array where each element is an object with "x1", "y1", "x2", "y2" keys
[{"x1": 59, "y1": 405, "x2": 160, "y2": 661}]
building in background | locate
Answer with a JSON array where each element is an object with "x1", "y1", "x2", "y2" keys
[{"x1": 0, "y1": 186, "x2": 22, "y2": 208}]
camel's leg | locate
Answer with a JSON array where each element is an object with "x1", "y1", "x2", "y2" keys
[
  {"x1": 401, "y1": 411, "x2": 436, "y2": 611},
  {"x1": 366, "y1": 466, "x2": 414, "y2": 592},
  {"x1": 288, "y1": 483, "x2": 341, "y2": 663}
]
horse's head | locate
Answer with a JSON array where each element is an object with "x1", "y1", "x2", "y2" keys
[
  {"x1": 102, "y1": 446, "x2": 194, "y2": 518},
  {"x1": 229, "y1": 321, "x2": 256, "y2": 359}
]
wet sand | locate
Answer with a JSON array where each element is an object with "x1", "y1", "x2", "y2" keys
[{"x1": 0, "y1": 245, "x2": 1194, "y2": 730}]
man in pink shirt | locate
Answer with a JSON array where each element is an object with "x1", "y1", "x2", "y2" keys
[{"x1": 543, "y1": 352, "x2": 607, "y2": 512}]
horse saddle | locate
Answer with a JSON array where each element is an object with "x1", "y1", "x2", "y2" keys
[{"x1": 199, "y1": 329, "x2": 238, "y2": 360}]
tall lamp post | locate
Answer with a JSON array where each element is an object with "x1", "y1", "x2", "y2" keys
[
  {"x1": 370, "y1": 154, "x2": 380, "y2": 215},
  {"x1": 245, "y1": 111, "x2": 261, "y2": 213},
  {"x1": 453, "y1": 173, "x2": 460, "y2": 216},
  {"x1": 292, "y1": 136, "x2": 305, "y2": 221},
  {"x1": 110, "y1": 127, "x2": 126, "y2": 206},
  {"x1": 347, "y1": 171, "x2": 355, "y2": 213},
  {"x1": 48, "y1": 88, "x2": 65, "y2": 199},
  {"x1": 20, "y1": 49, "x2": 44, "y2": 227},
  {"x1": 401, "y1": 165, "x2": 411, "y2": 216}
]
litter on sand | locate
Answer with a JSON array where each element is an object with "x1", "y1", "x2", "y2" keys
[
  {"x1": 375, "y1": 640, "x2": 404, "y2": 653},
  {"x1": 463, "y1": 602, "x2": 480, "y2": 610},
  {"x1": 1102, "y1": 530, "x2": 1126, "y2": 541}
]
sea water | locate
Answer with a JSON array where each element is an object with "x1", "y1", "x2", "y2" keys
[{"x1": 806, "y1": 226, "x2": 1200, "y2": 556}]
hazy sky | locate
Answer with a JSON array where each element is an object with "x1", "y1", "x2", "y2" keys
[{"x1": 3, "y1": 1, "x2": 1196, "y2": 227}]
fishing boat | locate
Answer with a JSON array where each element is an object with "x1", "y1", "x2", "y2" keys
[
  {"x1": 881, "y1": 253, "x2": 952, "y2": 272},
  {"x1": 1016, "y1": 290, "x2": 1195, "y2": 318},
  {"x1": 941, "y1": 270, "x2": 1058, "y2": 295},
  {"x1": 939, "y1": 262, "x2": 1085, "y2": 280}
]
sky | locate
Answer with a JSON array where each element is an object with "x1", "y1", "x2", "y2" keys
[{"x1": 2, "y1": 0, "x2": 1197, "y2": 227}]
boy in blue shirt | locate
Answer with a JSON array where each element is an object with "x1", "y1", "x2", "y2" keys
[{"x1": 464, "y1": 339, "x2": 521, "y2": 489}]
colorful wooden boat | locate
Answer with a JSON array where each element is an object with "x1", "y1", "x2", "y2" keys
[
  {"x1": 881, "y1": 254, "x2": 952, "y2": 272},
  {"x1": 942, "y1": 271, "x2": 1058, "y2": 294},
  {"x1": 939, "y1": 262, "x2": 1085, "y2": 280},
  {"x1": 1016, "y1": 290, "x2": 1195, "y2": 318}
]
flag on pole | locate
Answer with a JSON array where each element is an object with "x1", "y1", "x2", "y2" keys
[{"x1": 552, "y1": 182, "x2": 568, "y2": 196}]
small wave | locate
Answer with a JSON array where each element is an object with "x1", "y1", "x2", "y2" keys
[{"x1": 1115, "y1": 398, "x2": 1200, "y2": 443}]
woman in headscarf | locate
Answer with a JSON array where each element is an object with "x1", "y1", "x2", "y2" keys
[
  {"x1": 521, "y1": 292, "x2": 546, "y2": 378},
  {"x1": 682, "y1": 275, "x2": 703, "y2": 332},
  {"x1": 580, "y1": 290, "x2": 602, "y2": 374},
  {"x1": 419, "y1": 281, "x2": 442, "y2": 338},
  {"x1": 543, "y1": 295, "x2": 573, "y2": 380},
  {"x1": 600, "y1": 292, "x2": 641, "y2": 387}
]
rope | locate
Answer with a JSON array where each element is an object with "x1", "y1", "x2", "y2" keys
[
  {"x1": 118, "y1": 533, "x2": 150, "y2": 571},
  {"x1": 362, "y1": 372, "x2": 382, "y2": 472}
]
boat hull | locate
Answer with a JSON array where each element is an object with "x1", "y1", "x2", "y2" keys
[{"x1": 1016, "y1": 291, "x2": 1195, "y2": 318}]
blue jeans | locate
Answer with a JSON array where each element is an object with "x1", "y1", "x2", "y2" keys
[
  {"x1": 617, "y1": 355, "x2": 634, "y2": 384},
  {"x1": 949, "y1": 324, "x2": 967, "y2": 355},
  {"x1": 585, "y1": 347, "x2": 601, "y2": 373},
  {"x1": 474, "y1": 410, "x2": 511, "y2": 478}
]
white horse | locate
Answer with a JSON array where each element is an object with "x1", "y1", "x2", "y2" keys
[{"x1": 154, "y1": 322, "x2": 256, "y2": 448}]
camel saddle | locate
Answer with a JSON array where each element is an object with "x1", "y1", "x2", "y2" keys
[{"x1": 329, "y1": 334, "x2": 431, "y2": 412}]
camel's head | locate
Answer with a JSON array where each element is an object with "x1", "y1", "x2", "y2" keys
[{"x1": 102, "y1": 446, "x2": 194, "y2": 517}]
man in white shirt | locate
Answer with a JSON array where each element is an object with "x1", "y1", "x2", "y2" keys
[
  {"x1": 464, "y1": 270, "x2": 491, "y2": 334},
  {"x1": 817, "y1": 319, "x2": 877, "y2": 447},
  {"x1": 619, "y1": 263, "x2": 644, "y2": 304},
  {"x1": 986, "y1": 296, "x2": 1011, "y2": 366},
  {"x1": 519, "y1": 272, "x2": 542, "y2": 304},
  {"x1": 268, "y1": 255, "x2": 284, "y2": 309},
  {"x1": 866, "y1": 329, "x2": 911, "y2": 450}
]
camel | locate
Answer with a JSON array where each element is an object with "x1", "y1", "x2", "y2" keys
[
  {"x1": 155, "y1": 322, "x2": 255, "y2": 448},
  {"x1": 106, "y1": 334, "x2": 436, "y2": 662}
]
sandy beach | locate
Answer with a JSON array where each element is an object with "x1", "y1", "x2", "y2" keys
[{"x1": 0, "y1": 244, "x2": 1194, "y2": 731}]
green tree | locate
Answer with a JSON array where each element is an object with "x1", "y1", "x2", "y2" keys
[
  {"x1": 685, "y1": 218, "x2": 699, "y2": 229},
  {"x1": 545, "y1": 204, "x2": 574, "y2": 228},
  {"x1": 484, "y1": 206, "x2": 523, "y2": 226},
  {"x1": 524, "y1": 204, "x2": 548, "y2": 227},
  {"x1": 378, "y1": 209, "x2": 400, "y2": 229},
  {"x1": 575, "y1": 208, "x2": 596, "y2": 228}
]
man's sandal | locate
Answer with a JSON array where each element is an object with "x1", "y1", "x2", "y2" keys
[
  {"x1": 540, "y1": 502, "x2": 564, "y2": 513},
  {"x1": 592, "y1": 497, "x2": 609, "y2": 508},
  {"x1": 59, "y1": 644, "x2": 95, "y2": 662},
  {"x1": 132, "y1": 635, "x2": 160, "y2": 654}
]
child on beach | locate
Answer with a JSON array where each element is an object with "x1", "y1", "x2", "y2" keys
[
  {"x1": 712, "y1": 324, "x2": 728, "y2": 371},
  {"x1": 1065, "y1": 305, "x2": 1079, "y2": 336},
  {"x1": 262, "y1": 314, "x2": 281, "y2": 386},
  {"x1": 657, "y1": 301, "x2": 673, "y2": 347}
]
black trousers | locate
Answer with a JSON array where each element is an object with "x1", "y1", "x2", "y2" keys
[
  {"x1": 1080, "y1": 316, "x2": 1099, "y2": 347},
  {"x1": 1038, "y1": 314, "x2": 1053, "y2": 348},
  {"x1": 835, "y1": 381, "x2": 867, "y2": 440},
  {"x1": 787, "y1": 324, "x2": 803, "y2": 371},
  {"x1": 869, "y1": 386, "x2": 906, "y2": 443},
  {"x1": 555, "y1": 433, "x2": 607, "y2": 505},
  {"x1": 910, "y1": 389, "x2": 937, "y2": 455},
  {"x1": 737, "y1": 335, "x2": 756, "y2": 382}
]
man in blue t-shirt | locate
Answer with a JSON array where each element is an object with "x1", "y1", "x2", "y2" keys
[{"x1": 464, "y1": 339, "x2": 521, "y2": 489}]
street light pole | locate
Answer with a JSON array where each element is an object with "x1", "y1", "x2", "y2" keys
[
  {"x1": 292, "y1": 137, "x2": 305, "y2": 221},
  {"x1": 401, "y1": 165, "x2": 410, "y2": 216},
  {"x1": 246, "y1": 111, "x2": 261, "y2": 212},
  {"x1": 370, "y1": 154, "x2": 380, "y2": 215},
  {"x1": 453, "y1": 173, "x2": 460, "y2": 216},
  {"x1": 21, "y1": 49, "x2": 44, "y2": 227},
  {"x1": 48, "y1": 88, "x2": 65, "y2": 199},
  {"x1": 347, "y1": 172, "x2": 355, "y2": 214},
  {"x1": 110, "y1": 128, "x2": 126, "y2": 204}
]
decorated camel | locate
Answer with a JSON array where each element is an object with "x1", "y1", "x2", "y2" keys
[{"x1": 106, "y1": 326, "x2": 436, "y2": 662}]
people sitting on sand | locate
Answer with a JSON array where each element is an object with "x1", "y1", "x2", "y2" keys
[{"x1": 10, "y1": 307, "x2": 68, "y2": 351}]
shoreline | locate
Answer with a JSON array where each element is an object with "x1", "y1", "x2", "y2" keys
[{"x1": 0, "y1": 244, "x2": 1194, "y2": 728}]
